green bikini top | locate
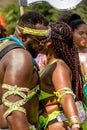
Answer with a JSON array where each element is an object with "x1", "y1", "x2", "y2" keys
[
  {"x1": 39, "y1": 90, "x2": 53, "y2": 101},
  {"x1": 39, "y1": 59, "x2": 75, "y2": 102},
  {"x1": 39, "y1": 59, "x2": 58, "y2": 101}
]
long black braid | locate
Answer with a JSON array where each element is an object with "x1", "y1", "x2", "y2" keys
[{"x1": 50, "y1": 22, "x2": 84, "y2": 101}]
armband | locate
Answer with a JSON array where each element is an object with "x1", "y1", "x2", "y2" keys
[
  {"x1": 2, "y1": 84, "x2": 29, "y2": 119},
  {"x1": 53, "y1": 87, "x2": 76, "y2": 103}
]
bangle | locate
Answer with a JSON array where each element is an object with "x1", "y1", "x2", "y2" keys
[
  {"x1": 69, "y1": 115, "x2": 80, "y2": 126},
  {"x1": 71, "y1": 124, "x2": 80, "y2": 129}
]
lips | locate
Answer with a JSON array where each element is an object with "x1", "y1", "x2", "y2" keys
[{"x1": 81, "y1": 39, "x2": 87, "y2": 44}]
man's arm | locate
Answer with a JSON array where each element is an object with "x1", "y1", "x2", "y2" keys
[{"x1": 2, "y1": 49, "x2": 33, "y2": 130}]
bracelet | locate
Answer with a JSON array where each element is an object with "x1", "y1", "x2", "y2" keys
[
  {"x1": 71, "y1": 124, "x2": 80, "y2": 129},
  {"x1": 69, "y1": 115, "x2": 80, "y2": 126}
]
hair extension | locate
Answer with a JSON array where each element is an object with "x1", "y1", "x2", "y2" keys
[{"x1": 50, "y1": 22, "x2": 84, "y2": 101}]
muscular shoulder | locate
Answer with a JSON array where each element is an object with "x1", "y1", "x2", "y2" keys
[
  {"x1": 4, "y1": 48, "x2": 33, "y2": 67},
  {"x1": 2, "y1": 48, "x2": 34, "y2": 85}
]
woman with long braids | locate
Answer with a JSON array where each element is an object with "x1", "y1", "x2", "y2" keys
[
  {"x1": 58, "y1": 12, "x2": 87, "y2": 129},
  {"x1": 38, "y1": 22, "x2": 84, "y2": 130},
  {"x1": 69, "y1": 18, "x2": 87, "y2": 130}
]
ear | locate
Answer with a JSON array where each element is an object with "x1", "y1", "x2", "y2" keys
[{"x1": 15, "y1": 27, "x2": 23, "y2": 37}]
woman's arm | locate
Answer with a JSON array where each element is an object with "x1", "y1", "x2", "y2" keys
[{"x1": 52, "y1": 60, "x2": 80, "y2": 130}]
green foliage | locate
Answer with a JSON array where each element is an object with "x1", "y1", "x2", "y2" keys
[
  {"x1": 0, "y1": 0, "x2": 20, "y2": 34},
  {"x1": 73, "y1": 0, "x2": 87, "y2": 23},
  {"x1": 0, "y1": 0, "x2": 87, "y2": 34},
  {"x1": 24, "y1": 2, "x2": 61, "y2": 22}
]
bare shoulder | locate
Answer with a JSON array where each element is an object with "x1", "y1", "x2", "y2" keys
[
  {"x1": 56, "y1": 59, "x2": 70, "y2": 72},
  {"x1": 4, "y1": 48, "x2": 33, "y2": 68},
  {"x1": 52, "y1": 59, "x2": 72, "y2": 89},
  {"x1": 2, "y1": 48, "x2": 34, "y2": 86}
]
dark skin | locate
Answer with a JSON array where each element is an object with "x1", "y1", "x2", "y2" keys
[
  {"x1": 39, "y1": 42, "x2": 80, "y2": 130},
  {"x1": 73, "y1": 24, "x2": 87, "y2": 76},
  {"x1": 0, "y1": 23, "x2": 48, "y2": 130}
]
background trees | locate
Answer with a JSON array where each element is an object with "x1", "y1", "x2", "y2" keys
[{"x1": 0, "y1": 0, "x2": 87, "y2": 34}]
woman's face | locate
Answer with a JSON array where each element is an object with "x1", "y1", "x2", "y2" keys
[{"x1": 73, "y1": 24, "x2": 87, "y2": 49}]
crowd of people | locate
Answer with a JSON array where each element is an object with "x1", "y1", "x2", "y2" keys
[{"x1": 0, "y1": 10, "x2": 87, "y2": 130}]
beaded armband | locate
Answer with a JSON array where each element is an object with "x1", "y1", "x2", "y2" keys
[
  {"x1": 54, "y1": 87, "x2": 76, "y2": 103},
  {"x1": 2, "y1": 84, "x2": 39, "y2": 119}
]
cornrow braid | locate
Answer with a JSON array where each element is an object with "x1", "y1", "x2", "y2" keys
[{"x1": 50, "y1": 22, "x2": 84, "y2": 100}]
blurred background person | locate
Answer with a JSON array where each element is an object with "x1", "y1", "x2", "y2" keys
[{"x1": 58, "y1": 11, "x2": 87, "y2": 129}]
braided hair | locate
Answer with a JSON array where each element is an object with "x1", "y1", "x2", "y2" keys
[{"x1": 50, "y1": 22, "x2": 83, "y2": 101}]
